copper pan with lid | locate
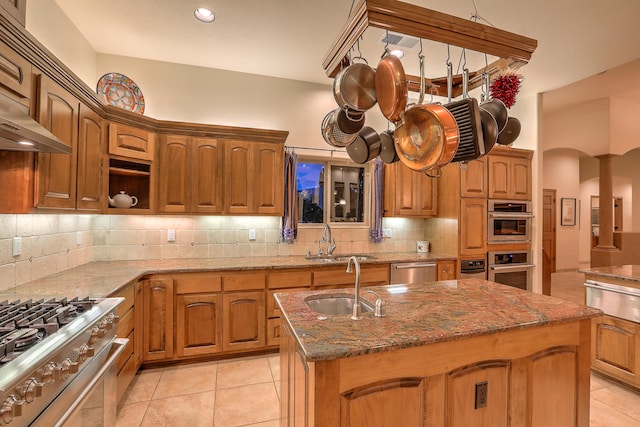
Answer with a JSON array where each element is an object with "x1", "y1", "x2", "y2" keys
[{"x1": 375, "y1": 51, "x2": 408, "y2": 124}]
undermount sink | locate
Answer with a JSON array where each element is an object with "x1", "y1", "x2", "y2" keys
[
  {"x1": 304, "y1": 254, "x2": 377, "y2": 263},
  {"x1": 305, "y1": 294, "x2": 373, "y2": 316}
]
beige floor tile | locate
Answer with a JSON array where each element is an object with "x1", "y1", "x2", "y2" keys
[
  {"x1": 141, "y1": 391, "x2": 215, "y2": 427},
  {"x1": 214, "y1": 382, "x2": 279, "y2": 427},
  {"x1": 274, "y1": 380, "x2": 281, "y2": 400},
  {"x1": 116, "y1": 401, "x2": 149, "y2": 427},
  {"x1": 267, "y1": 354, "x2": 280, "y2": 381},
  {"x1": 121, "y1": 369, "x2": 163, "y2": 404},
  {"x1": 243, "y1": 421, "x2": 281, "y2": 427},
  {"x1": 152, "y1": 361, "x2": 218, "y2": 399},
  {"x1": 590, "y1": 373, "x2": 610, "y2": 391},
  {"x1": 591, "y1": 380, "x2": 640, "y2": 421},
  {"x1": 216, "y1": 356, "x2": 273, "y2": 389},
  {"x1": 589, "y1": 398, "x2": 640, "y2": 427}
]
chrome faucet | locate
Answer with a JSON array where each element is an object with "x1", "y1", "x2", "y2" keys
[
  {"x1": 346, "y1": 256, "x2": 362, "y2": 320},
  {"x1": 319, "y1": 224, "x2": 336, "y2": 256}
]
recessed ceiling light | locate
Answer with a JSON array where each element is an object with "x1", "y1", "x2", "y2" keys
[
  {"x1": 194, "y1": 7, "x2": 216, "y2": 23},
  {"x1": 18, "y1": 141, "x2": 34, "y2": 146},
  {"x1": 390, "y1": 49, "x2": 405, "y2": 58}
]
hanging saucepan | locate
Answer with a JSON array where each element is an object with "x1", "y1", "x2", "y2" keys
[
  {"x1": 478, "y1": 107, "x2": 498, "y2": 155},
  {"x1": 321, "y1": 109, "x2": 358, "y2": 148},
  {"x1": 375, "y1": 50, "x2": 408, "y2": 123},
  {"x1": 479, "y1": 71, "x2": 508, "y2": 134},
  {"x1": 334, "y1": 107, "x2": 365, "y2": 135},
  {"x1": 347, "y1": 126, "x2": 381, "y2": 164},
  {"x1": 497, "y1": 117, "x2": 521, "y2": 146},
  {"x1": 445, "y1": 64, "x2": 485, "y2": 163},
  {"x1": 333, "y1": 58, "x2": 377, "y2": 112},
  {"x1": 378, "y1": 129, "x2": 399, "y2": 164},
  {"x1": 394, "y1": 53, "x2": 459, "y2": 174}
]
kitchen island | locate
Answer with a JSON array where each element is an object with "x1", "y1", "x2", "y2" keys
[{"x1": 275, "y1": 279, "x2": 601, "y2": 427}]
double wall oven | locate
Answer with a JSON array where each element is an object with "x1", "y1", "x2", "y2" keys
[
  {"x1": 0, "y1": 297, "x2": 125, "y2": 426},
  {"x1": 488, "y1": 251, "x2": 534, "y2": 291}
]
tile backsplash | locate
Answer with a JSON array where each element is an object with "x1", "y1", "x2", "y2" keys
[{"x1": 0, "y1": 214, "x2": 428, "y2": 290}]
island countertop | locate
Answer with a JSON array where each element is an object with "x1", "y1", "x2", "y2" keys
[
  {"x1": 275, "y1": 279, "x2": 602, "y2": 362},
  {"x1": 580, "y1": 265, "x2": 640, "y2": 288}
]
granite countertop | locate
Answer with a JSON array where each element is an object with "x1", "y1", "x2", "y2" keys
[
  {"x1": 0, "y1": 252, "x2": 456, "y2": 300},
  {"x1": 579, "y1": 265, "x2": 640, "y2": 285},
  {"x1": 275, "y1": 279, "x2": 602, "y2": 362}
]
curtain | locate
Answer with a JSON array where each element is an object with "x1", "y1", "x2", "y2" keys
[
  {"x1": 281, "y1": 149, "x2": 298, "y2": 243},
  {"x1": 369, "y1": 158, "x2": 384, "y2": 243}
]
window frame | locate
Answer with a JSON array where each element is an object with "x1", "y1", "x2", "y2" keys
[{"x1": 295, "y1": 155, "x2": 371, "y2": 229}]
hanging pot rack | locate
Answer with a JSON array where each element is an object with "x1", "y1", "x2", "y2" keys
[{"x1": 322, "y1": 0, "x2": 538, "y2": 98}]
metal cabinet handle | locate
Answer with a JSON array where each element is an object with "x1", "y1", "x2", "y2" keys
[
  {"x1": 489, "y1": 264, "x2": 535, "y2": 271},
  {"x1": 393, "y1": 263, "x2": 436, "y2": 269}
]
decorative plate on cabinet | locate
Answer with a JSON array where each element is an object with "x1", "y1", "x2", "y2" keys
[{"x1": 96, "y1": 72, "x2": 145, "y2": 114}]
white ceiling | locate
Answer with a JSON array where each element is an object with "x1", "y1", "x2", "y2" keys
[{"x1": 53, "y1": 0, "x2": 640, "y2": 110}]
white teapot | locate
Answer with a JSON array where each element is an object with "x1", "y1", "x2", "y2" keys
[{"x1": 108, "y1": 191, "x2": 138, "y2": 209}]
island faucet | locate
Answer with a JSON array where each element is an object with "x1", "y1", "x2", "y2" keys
[
  {"x1": 319, "y1": 224, "x2": 336, "y2": 255},
  {"x1": 346, "y1": 256, "x2": 362, "y2": 320}
]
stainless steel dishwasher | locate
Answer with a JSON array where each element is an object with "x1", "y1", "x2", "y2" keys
[{"x1": 390, "y1": 262, "x2": 437, "y2": 284}]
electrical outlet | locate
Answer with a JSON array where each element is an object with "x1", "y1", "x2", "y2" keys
[
  {"x1": 475, "y1": 381, "x2": 488, "y2": 409},
  {"x1": 383, "y1": 228, "x2": 392, "y2": 238},
  {"x1": 76, "y1": 231, "x2": 82, "y2": 245},
  {"x1": 12, "y1": 237, "x2": 22, "y2": 257},
  {"x1": 249, "y1": 229, "x2": 256, "y2": 241},
  {"x1": 167, "y1": 229, "x2": 176, "y2": 242}
]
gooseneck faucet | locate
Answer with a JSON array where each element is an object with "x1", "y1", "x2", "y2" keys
[
  {"x1": 319, "y1": 224, "x2": 336, "y2": 255},
  {"x1": 346, "y1": 256, "x2": 362, "y2": 320}
]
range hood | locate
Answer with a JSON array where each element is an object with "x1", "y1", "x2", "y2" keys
[{"x1": 0, "y1": 98, "x2": 71, "y2": 154}]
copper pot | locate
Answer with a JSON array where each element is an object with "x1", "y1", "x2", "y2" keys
[{"x1": 375, "y1": 53, "x2": 408, "y2": 123}]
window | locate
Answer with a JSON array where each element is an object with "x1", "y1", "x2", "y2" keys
[{"x1": 296, "y1": 158, "x2": 368, "y2": 225}]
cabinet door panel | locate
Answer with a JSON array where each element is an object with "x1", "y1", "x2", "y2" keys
[
  {"x1": 592, "y1": 315, "x2": 639, "y2": 385},
  {"x1": 417, "y1": 172, "x2": 437, "y2": 216},
  {"x1": 176, "y1": 293, "x2": 222, "y2": 357},
  {"x1": 158, "y1": 135, "x2": 190, "y2": 213},
  {"x1": 192, "y1": 137, "x2": 223, "y2": 213},
  {"x1": 223, "y1": 291, "x2": 265, "y2": 351},
  {"x1": 36, "y1": 75, "x2": 79, "y2": 209},
  {"x1": 254, "y1": 143, "x2": 283, "y2": 214},
  {"x1": 460, "y1": 158, "x2": 487, "y2": 198},
  {"x1": 460, "y1": 198, "x2": 487, "y2": 256},
  {"x1": 143, "y1": 278, "x2": 174, "y2": 361},
  {"x1": 395, "y1": 163, "x2": 419, "y2": 215},
  {"x1": 108, "y1": 123, "x2": 155, "y2": 161},
  {"x1": 224, "y1": 140, "x2": 253, "y2": 214},
  {"x1": 341, "y1": 378, "x2": 425, "y2": 427},
  {"x1": 77, "y1": 104, "x2": 105, "y2": 210},
  {"x1": 510, "y1": 158, "x2": 531, "y2": 200}
]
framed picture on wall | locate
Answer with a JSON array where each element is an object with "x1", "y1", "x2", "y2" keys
[{"x1": 561, "y1": 198, "x2": 576, "y2": 226}]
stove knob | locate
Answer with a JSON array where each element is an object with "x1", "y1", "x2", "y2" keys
[
  {"x1": 78, "y1": 344, "x2": 94, "y2": 362},
  {"x1": 96, "y1": 327, "x2": 106, "y2": 338},
  {"x1": 88, "y1": 326, "x2": 100, "y2": 345},
  {"x1": 16, "y1": 378, "x2": 44, "y2": 403},
  {"x1": 0, "y1": 395, "x2": 24, "y2": 424},
  {"x1": 60, "y1": 358, "x2": 79, "y2": 380},
  {"x1": 42, "y1": 361, "x2": 60, "y2": 384}
]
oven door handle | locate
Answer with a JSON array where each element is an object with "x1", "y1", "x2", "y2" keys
[
  {"x1": 56, "y1": 338, "x2": 129, "y2": 426},
  {"x1": 489, "y1": 264, "x2": 535, "y2": 272},
  {"x1": 488, "y1": 212, "x2": 534, "y2": 219},
  {"x1": 584, "y1": 281, "x2": 640, "y2": 298}
]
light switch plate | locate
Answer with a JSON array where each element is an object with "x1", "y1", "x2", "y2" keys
[
  {"x1": 249, "y1": 229, "x2": 256, "y2": 241},
  {"x1": 167, "y1": 229, "x2": 176, "y2": 242},
  {"x1": 383, "y1": 229, "x2": 392, "y2": 238},
  {"x1": 12, "y1": 237, "x2": 22, "y2": 257},
  {"x1": 76, "y1": 231, "x2": 82, "y2": 245}
]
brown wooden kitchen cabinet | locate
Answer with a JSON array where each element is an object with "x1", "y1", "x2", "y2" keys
[
  {"x1": 142, "y1": 276, "x2": 174, "y2": 361},
  {"x1": 313, "y1": 264, "x2": 390, "y2": 289},
  {"x1": 0, "y1": 39, "x2": 31, "y2": 108},
  {"x1": 488, "y1": 151, "x2": 532, "y2": 200},
  {"x1": 459, "y1": 198, "x2": 487, "y2": 257},
  {"x1": 76, "y1": 104, "x2": 106, "y2": 211},
  {"x1": 383, "y1": 162, "x2": 437, "y2": 217},
  {"x1": 35, "y1": 74, "x2": 80, "y2": 210},
  {"x1": 0, "y1": 0, "x2": 26, "y2": 26},
  {"x1": 108, "y1": 122, "x2": 155, "y2": 161},
  {"x1": 436, "y1": 259, "x2": 457, "y2": 280},
  {"x1": 157, "y1": 135, "x2": 223, "y2": 213},
  {"x1": 222, "y1": 271, "x2": 267, "y2": 351},
  {"x1": 267, "y1": 270, "x2": 313, "y2": 347},
  {"x1": 591, "y1": 314, "x2": 640, "y2": 388},
  {"x1": 224, "y1": 139, "x2": 284, "y2": 215},
  {"x1": 175, "y1": 273, "x2": 224, "y2": 357},
  {"x1": 460, "y1": 157, "x2": 488, "y2": 198}
]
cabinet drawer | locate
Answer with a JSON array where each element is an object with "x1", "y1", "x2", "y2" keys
[
  {"x1": 314, "y1": 265, "x2": 389, "y2": 287},
  {"x1": 268, "y1": 270, "x2": 312, "y2": 289},
  {"x1": 116, "y1": 330, "x2": 134, "y2": 373},
  {"x1": 175, "y1": 273, "x2": 222, "y2": 294},
  {"x1": 116, "y1": 351, "x2": 137, "y2": 404},
  {"x1": 0, "y1": 40, "x2": 31, "y2": 104},
  {"x1": 117, "y1": 307, "x2": 134, "y2": 339},
  {"x1": 111, "y1": 285, "x2": 135, "y2": 318},
  {"x1": 223, "y1": 271, "x2": 266, "y2": 291},
  {"x1": 268, "y1": 287, "x2": 309, "y2": 318},
  {"x1": 109, "y1": 123, "x2": 155, "y2": 161}
]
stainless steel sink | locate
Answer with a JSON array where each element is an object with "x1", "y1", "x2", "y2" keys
[
  {"x1": 305, "y1": 294, "x2": 373, "y2": 315},
  {"x1": 304, "y1": 254, "x2": 376, "y2": 263}
]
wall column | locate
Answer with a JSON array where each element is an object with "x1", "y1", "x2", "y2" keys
[{"x1": 595, "y1": 154, "x2": 616, "y2": 249}]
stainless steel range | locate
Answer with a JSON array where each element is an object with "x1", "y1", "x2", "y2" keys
[{"x1": 0, "y1": 297, "x2": 125, "y2": 426}]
